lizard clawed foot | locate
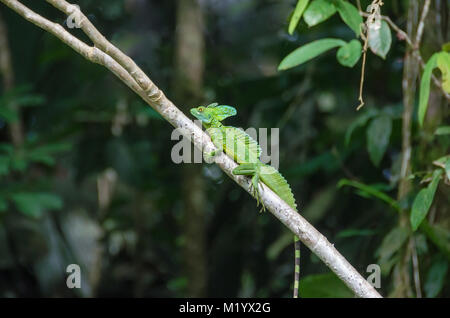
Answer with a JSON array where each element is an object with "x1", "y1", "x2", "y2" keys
[{"x1": 249, "y1": 176, "x2": 266, "y2": 213}]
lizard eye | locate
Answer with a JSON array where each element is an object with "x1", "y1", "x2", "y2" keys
[{"x1": 198, "y1": 107, "x2": 204, "y2": 112}]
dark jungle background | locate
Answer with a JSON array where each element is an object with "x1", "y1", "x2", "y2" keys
[{"x1": 0, "y1": 0, "x2": 448, "y2": 298}]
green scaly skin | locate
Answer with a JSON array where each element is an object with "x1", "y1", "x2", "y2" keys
[{"x1": 190, "y1": 103, "x2": 301, "y2": 298}]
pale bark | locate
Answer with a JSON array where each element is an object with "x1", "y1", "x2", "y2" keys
[{"x1": 0, "y1": 0, "x2": 382, "y2": 298}]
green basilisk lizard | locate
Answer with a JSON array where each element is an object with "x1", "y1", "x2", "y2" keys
[{"x1": 190, "y1": 102, "x2": 301, "y2": 298}]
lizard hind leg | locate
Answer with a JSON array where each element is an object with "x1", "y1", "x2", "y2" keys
[
  {"x1": 251, "y1": 173, "x2": 266, "y2": 213},
  {"x1": 232, "y1": 163, "x2": 266, "y2": 212}
]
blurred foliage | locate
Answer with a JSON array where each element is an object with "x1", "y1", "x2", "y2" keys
[{"x1": 0, "y1": 0, "x2": 448, "y2": 298}]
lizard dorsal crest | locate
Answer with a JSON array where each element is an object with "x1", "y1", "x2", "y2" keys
[{"x1": 209, "y1": 104, "x2": 237, "y2": 121}]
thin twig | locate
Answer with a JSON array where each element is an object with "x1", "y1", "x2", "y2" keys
[
  {"x1": 406, "y1": 0, "x2": 429, "y2": 299},
  {"x1": 357, "y1": 32, "x2": 369, "y2": 111},
  {"x1": 357, "y1": 0, "x2": 384, "y2": 110},
  {"x1": 356, "y1": 0, "x2": 362, "y2": 12},
  {"x1": 415, "y1": 0, "x2": 431, "y2": 47},
  {"x1": 360, "y1": 9, "x2": 450, "y2": 100},
  {"x1": 410, "y1": 237, "x2": 422, "y2": 298},
  {"x1": 0, "y1": 0, "x2": 382, "y2": 298}
]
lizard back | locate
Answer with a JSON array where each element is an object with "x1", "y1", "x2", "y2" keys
[{"x1": 207, "y1": 126, "x2": 262, "y2": 164}]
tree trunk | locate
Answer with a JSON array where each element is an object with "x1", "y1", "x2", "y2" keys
[
  {"x1": 173, "y1": 0, "x2": 207, "y2": 297},
  {"x1": 0, "y1": 11, "x2": 24, "y2": 147},
  {"x1": 392, "y1": 0, "x2": 420, "y2": 298}
]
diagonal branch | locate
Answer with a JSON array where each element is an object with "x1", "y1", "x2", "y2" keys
[{"x1": 0, "y1": 0, "x2": 382, "y2": 298}]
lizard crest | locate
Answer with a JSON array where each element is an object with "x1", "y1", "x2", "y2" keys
[{"x1": 190, "y1": 103, "x2": 236, "y2": 127}]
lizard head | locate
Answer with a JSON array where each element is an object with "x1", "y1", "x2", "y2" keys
[{"x1": 190, "y1": 103, "x2": 237, "y2": 124}]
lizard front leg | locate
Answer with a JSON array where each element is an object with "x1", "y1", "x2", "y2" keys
[
  {"x1": 203, "y1": 137, "x2": 223, "y2": 163},
  {"x1": 203, "y1": 128, "x2": 225, "y2": 163}
]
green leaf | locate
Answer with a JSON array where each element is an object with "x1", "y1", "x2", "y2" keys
[
  {"x1": 336, "y1": 39, "x2": 362, "y2": 67},
  {"x1": 0, "y1": 106, "x2": 18, "y2": 122},
  {"x1": 266, "y1": 231, "x2": 293, "y2": 260},
  {"x1": 302, "y1": 185, "x2": 336, "y2": 223},
  {"x1": 299, "y1": 272, "x2": 353, "y2": 298},
  {"x1": 418, "y1": 53, "x2": 439, "y2": 127},
  {"x1": 432, "y1": 155, "x2": 450, "y2": 181},
  {"x1": 338, "y1": 179, "x2": 399, "y2": 211},
  {"x1": 0, "y1": 143, "x2": 13, "y2": 154},
  {"x1": 437, "y1": 52, "x2": 450, "y2": 93},
  {"x1": 433, "y1": 155, "x2": 450, "y2": 166},
  {"x1": 368, "y1": 20, "x2": 392, "y2": 59},
  {"x1": 303, "y1": 0, "x2": 336, "y2": 27},
  {"x1": 12, "y1": 94, "x2": 46, "y2": 108},
  {"x1": 435, "y1": 126, "x2": 450, "y2": 135},
  {"x1": 29, "y1": 143, "x2": 72, "y2": 154},
  {"x1": 10, "y1": 156, "x2": 28, "y2": 172},
  {"x1": 0, "y1": 156, "x2": 10, "y2": 176},
  {"x1": 345, "y1": 108, "x2": 378, "y2": 145},
  {"x1": 336, "y1": 228, "x2": 376, "y2": 238},
  {"x1": 366, "y1": 116, "x2": 392, "y2": 166},
  {"x1": 376, "y1": 226, "x2": 409, "y2": 261},
  {"x1": 335, "y1": 0, "x2": 363, "y2": 36},
  {"x1": 278, "y1": 38, "x2": 346, "y2": 71},
  {"x1": 411, "y1": 191, "x2": 431, "y2": 231},
  {"x1": 420, "y1": 221, "x2": 450, "y2": 260},
  {"x1": 11, "y1": 192, "x2": 63, "y2": 218},
  {"x1": 167, "y1": 277, "x2": 188, "y2": 292},
  {"x1": 27, "y1": 142, "x2": 72, "y2": 166},
  {"x1": 28, "y1": 153, "x2": 55, "y2": 166},
  {"x1": 288, "y1": 0, "x2": 310, "y2": 35},
  {"x1": 410, "y1": 170, "x2": 443, "y2": 231},
  {"x1": 376, "y1": 227, "x2": 407, "y2": 274},
  {"x1": 424, "y1": 257, "x2": 448, "y2": 298},
  {"x1": 0, "y1": 197, "x2": 7, "y2": 212}
]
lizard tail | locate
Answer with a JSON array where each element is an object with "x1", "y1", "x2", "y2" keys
[{"x1": 293, "y1": 236, "x2": 301, "y2": 298}]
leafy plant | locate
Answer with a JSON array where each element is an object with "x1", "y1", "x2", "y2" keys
[
  {"x1": 411, "y1": 170, "x2": 443, "y2": 231},
  {"x1": 418, "y1": 51, "x2": 450, "y2": 126}
]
